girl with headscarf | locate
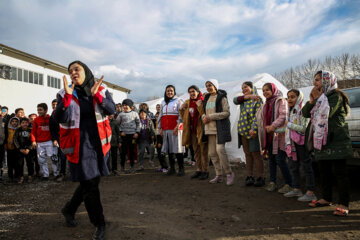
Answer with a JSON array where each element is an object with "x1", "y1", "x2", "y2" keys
[
  {"x1": 157, "y1": 85, "x2": 185, "y2": 176},
  {"x1": 55, "y1": 61, "x2": 115, "y2": 239},
  {"x1": 256, "y1": 83, "x2": 292, "y2": 193},
  {"x1": 233, "y1": 81, "x2": 264, "y2": 187},
  {"x1": 303, "y1": 70, "x2": 352, "y2": 216},
  {"x1": 282, "y1": 89, "x2": 316, "y2": 202}
]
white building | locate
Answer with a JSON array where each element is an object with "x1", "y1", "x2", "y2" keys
[{"x1": 0, "y1": 43, "x2": 130, "y2": 115}]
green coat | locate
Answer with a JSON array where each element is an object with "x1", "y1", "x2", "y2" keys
[{"x1": 302, "y1": 90, "x2": 353, "y2": 161}]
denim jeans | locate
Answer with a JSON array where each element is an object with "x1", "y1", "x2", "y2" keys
[
  {"x1": 288, "y1": 143, "x2": 315, "y2": 191},
  {"x1": 268, "y1": 148, "x2": 292, "y2": 185}
]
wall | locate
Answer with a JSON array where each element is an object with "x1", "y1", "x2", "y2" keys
[{"x1": 0, "y1": 54, "x2": 127, "y2": 115}]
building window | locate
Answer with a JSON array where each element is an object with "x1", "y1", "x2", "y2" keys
[
  {"x1": 34, "y1": 73, "x2": 39, "y2": 84},
  {"x1": 57, "y1": 78, "x2": 60, "y2": 89},
  {"x1": 11, "y1": 67, "x2": 17, "y2": 80},
  {"x1": 47, "y1": 76, "x2": 50, "y2": 86},
  {"x1": 39, "y1": 74, "x2": 43, "y2": 85},
  {"x1": 29, "y1": 71, "x2": 33, "y2": 83},
  {"x1": 24, "y1": 70, "x2": 28, "y2": 82},
  {"x1": 17, "y1": 68, "x2": 22, "y2": 81}
]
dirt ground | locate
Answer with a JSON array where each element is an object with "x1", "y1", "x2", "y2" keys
[{"x1": 1, "y1": 159, "x2": 360, "y2": 240}]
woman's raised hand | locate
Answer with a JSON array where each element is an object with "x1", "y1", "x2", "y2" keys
[
  {"x1": 63, "y1": 76, "x2": 75, "y2": 95},
  {"x1": 91, "y1": 76, "x2": 104, "y2": 96}
]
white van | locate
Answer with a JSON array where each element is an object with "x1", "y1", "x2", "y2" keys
[{"x1": 343, "y1": 87, "x2": 360, "y2": 165}]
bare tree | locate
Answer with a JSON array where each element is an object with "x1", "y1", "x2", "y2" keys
[
  {"x1": 321, "y1": 56, "x2": 335, "y2": 73},
  {"x1": 336, "y1": 53, "x2": 351, "y2": 88},
  {"x1": 300, "y1": 59, "x2": 320, "y2": 86}
]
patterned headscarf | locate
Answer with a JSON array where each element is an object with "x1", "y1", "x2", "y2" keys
[{"x1": 310, "y1": 70, "x2": 337, "y2": 150}]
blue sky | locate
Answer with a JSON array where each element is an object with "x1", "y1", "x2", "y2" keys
[{"x1": 1, "y1": 0, "x2": 360, "y2": 101}]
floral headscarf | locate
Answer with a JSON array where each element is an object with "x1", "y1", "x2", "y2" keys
[{"x1": 310, "y1": 70, "x2": 337, "y2": 150}]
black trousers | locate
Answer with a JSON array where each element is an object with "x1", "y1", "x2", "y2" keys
[
  {"x1": 168, "y1": 153, "x2": 184, "y2": 170},
  {"x1": 64, "y1": 177, "x2": 105, "y2": 227},
  {"x1": 319, "y1": 159, "x2": 350, "y2": 207},
  {"x1": 120, "y1": 134, "x2": 135, "y2": 168},
  {"x1": 16, "y1": 151, "x2": 35, "y2": 177},
  {"x1": 110, "y1": 146, "x2": 118, "y2": 171},
  {"x1": 7, "y1": 149, "x2": 17, "y2": 179},
  {"x1": 58, "y1": 149, "x2": 67, "y2": 175}
]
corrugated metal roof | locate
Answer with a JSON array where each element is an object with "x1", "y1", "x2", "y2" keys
[{"x1": 0, "y1": 43, "x2": 131, "y2": 93}]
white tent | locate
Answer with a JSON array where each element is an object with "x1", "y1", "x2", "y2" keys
[{"x1": 143, "y1": 73, "x2": 288, "y2": 162}]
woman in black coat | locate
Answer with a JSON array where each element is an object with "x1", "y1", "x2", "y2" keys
[{"x1": 55, "y1": 61, "x2": 115, "y2": 240}]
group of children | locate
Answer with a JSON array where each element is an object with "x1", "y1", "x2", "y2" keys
[
  {"x1": 235, "y1": 70, "x2": 352, "y2": 216},
  {"x1": 0, "y1": 70, "x2": 353, "y2": 217},
  {"x1": 0, "y1": 101, "x2": 65, "y2": 184}
]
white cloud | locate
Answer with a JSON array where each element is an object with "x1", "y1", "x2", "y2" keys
[{"x1": 1, "y1": 0, "x2": 359, "y2": 101}]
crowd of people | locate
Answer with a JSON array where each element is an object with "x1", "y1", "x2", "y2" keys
[{"x1": 0, "y1": 67, "x2": 354, "y2": 239}]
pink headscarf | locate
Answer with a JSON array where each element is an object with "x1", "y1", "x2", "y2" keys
[{"x1": 263, "y1": 83, "x2": 282, "y2": 150}]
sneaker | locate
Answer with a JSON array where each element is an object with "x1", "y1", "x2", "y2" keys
[
  {"x1": 121, "y1": 168, "x2": 126, "y2": 174},
  {"x1": 56, "y1": 175, "x2": 64, "y2": 182},
  {"x1": 149, "y1": 160, "x2": 155, "y2": 168},
  {"x1": 41, "y1": 177, "x2": 49, "y2": 181},
  {"x1": 161, "y1": 168, "x2": 168, "y2": 173},
  {"x1": 278, "y1": 184, "x2": 293, "y2": 194},
  {"x1": 245, "y1": 176, "x2": 255, "y2": 186},
  {"x1": 254, "y1": 177, "x2": 265, "y2": 187},
  {"x1": 130, "y1": 167, "x2": 136, "y2": 174},
  {"x1": 298, "y1": 192, "x2": 317, "y2": 202},
  {"x1": 265, "y1": 182, "x2": 277, "y2": 192},
  {"x1": 284, "y1": 189, "x2": 303, "y2": 198},
  {"x1": 226, "y1": 172, "x2": 235, "y2": 186},
  {"x1": 112, "y1": 170, "x2": 119, "y2": 176},
  {"x1": 209, "y1": 175, "x2": 223, "y2": 184},
  {"x1": 136, "y1": 165, "x2": 144, "y2": 172}
]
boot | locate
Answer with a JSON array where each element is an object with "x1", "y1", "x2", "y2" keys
[
  {"x1": 190, "y1": 171, "x2": 202, "y2": 179},
  {"x1": 176, "y1": 153, "x2": 184, "y2": 177},
  {"x1": 199, "y1": 172, "x2": 209, "y2": 180},
  {"x1": 61, "y1": 206, "x2": 78, "y2": 227},
  {"x1": 177, "y1": 168, "x2": 185, "y2": 177},
  {"x1": 167, "y1": 154, "x2": 176, "y2": 176},
  {"x1": 93, "y1": 225, "x2": 105, "y2": 240}
]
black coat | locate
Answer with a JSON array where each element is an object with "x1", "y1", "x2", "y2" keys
[{"x1": 202, "y1": 90, "x2": 232, "y2": 144}]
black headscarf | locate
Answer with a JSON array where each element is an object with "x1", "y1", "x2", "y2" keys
[
  {"x1": 68, "y1": 60, "x2": 95, "y2": 97},
  {"x1": 164, "y1": 85, "x2": 176, "y2": 104}
]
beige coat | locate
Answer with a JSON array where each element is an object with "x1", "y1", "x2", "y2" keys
[{"x1": 180, "y1": 99, "x2": 205, "y2": 146}]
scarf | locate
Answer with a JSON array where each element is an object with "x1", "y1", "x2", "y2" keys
[
  {"x1": 310, "y1": 71, "x2": 337, "y2": 150},
  {"x1": 285, "y1": 91, "x2": 305, "y2": 160},
  {"x1": 189, "y1": 91, "x2": 204, "y2": 134},
  {"x1": 68, "y1": 60, "x2": 95, "y2": 97},
  {"x1": 263, "y1": 83, "x2": 281, "y2": 150}
]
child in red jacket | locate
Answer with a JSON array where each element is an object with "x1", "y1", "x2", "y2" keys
[{"x1": 31, "y1": 103, "x2": 59, "y2": 180}]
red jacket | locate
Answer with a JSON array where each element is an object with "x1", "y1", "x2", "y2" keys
[
  {"x1": 58, "y1": 86, "x2": 112, "y2": 164},
  {"x1": 31, "y1": 115, "x2": 52, "y2": 143}
]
